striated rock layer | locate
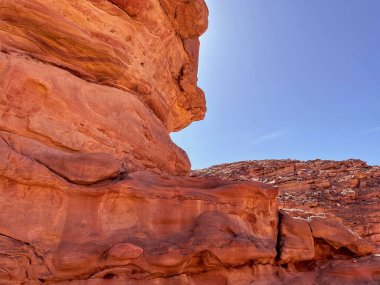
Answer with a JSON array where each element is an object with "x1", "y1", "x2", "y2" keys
[
  {"x1": 0, "y1": 52, "x2": 190, "y2": 176},
  {"x1": 192, "y1": 159, "x2": 380, "y2": 249},
  {"x1": 0, "y1": 0, "x2": 379, "y2": 284},
  {"x1": 0, "y1": 145, "x2": 280, "y2": 282},
  {"x1": 0, "y1": 0, "x2": 207, "y2": 132},
  {"x1": 0, "y1": 0, "x2": 209, "y2": 176},
  {"x1": 0, "y1": 145, "x2": 378, "y2": 284}
]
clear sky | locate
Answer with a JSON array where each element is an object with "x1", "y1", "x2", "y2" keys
[{"x1": 171, "y1": 0, "x2": 380, "y2": 169}]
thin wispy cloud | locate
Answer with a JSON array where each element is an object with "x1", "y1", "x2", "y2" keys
[
  {"x1": 250, "y1": 130, "x2": 287, "y2": 145},
  {"x1": 361, "y1": 127, "x2": 380, "y2": 134}
]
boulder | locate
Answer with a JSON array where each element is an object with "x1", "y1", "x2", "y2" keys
[{"x1": 278, "y1": 211, "x2": 315, "y2": 264}]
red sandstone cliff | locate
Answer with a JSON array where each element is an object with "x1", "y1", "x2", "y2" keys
[
  {"x1": 0, "y1": 1, "x2": 379, "y2": 284},
  {"x1": 0, "y1": 0, "x2": 208, "y2": 176}
]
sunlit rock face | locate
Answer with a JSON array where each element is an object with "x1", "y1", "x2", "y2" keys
[
  {"x1": 0, "y1": 52, "x2": 192, "y2": 176},
  {"x1": 0, "y1": 148, "x2": 279, "y2": 282},
  {"x1": 192, "y1": 159, "x2": 380, "y2": 248},
  {"x1": 191, "y1": 162, "x2": 380, "y2": 284},
  {"x1": 1, "y1": 149, "x2": 374, "y2": 284},
  {"x1": 0, "y1": 0, "x2": 208, "y2": 176},
  {"x1": 0, "y1": 1, "x2": 379, "y2": 284}
]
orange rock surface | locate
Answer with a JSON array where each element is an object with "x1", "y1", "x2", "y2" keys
[
  {"x1": 0, "y1": 0, "x2": 207, "y2": 132},
  {"x1": 0, "y1": 0, "x2": 379, "y2": 284},
  {"x1": 0, "y1": 147, "x2": 279, "y2": 282},
  {"x1": 0, "y1": 148, "x2": 377, "y2": 283},
  {"x1": 192, "y1": 159, "x2": 380, "y2": 249},
  {"x1": 0, "y1": 53, "x2": 190, "y2": 176},
  {"x1": 0, "y1": 0, "x2": 208, "y2": 176}
]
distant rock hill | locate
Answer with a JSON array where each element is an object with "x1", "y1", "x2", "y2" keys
[{"x1": 192, "y1": 159, "x2": 380, "y2": 249}]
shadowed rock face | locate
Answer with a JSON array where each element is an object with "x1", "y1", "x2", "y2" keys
[{"x1": 0, "y1": 1, "x2": 379, "y2": 284}]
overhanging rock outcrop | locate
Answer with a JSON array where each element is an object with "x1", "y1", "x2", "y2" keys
[{"x1": 0, "y1": 0, "x2": 208, "y2": 176}]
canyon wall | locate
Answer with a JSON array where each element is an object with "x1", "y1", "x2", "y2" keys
[
  {"x1": 0, "y1": 1, "x2": 379, "y2": 284},
  {"x1": 0, "y1": 0, "x2": 208, "y2": 176},
  {"x1": 192, "y1": 159, "x2": 380, "y2": 249}
]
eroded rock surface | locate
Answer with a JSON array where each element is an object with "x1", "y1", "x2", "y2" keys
[
  {"x1": 0, "y1": 0, "x2": 207, "y2": 131},
  {"x1": 0, "y1": 146, "x2": 377, "y2": 284},
  {"x1": 192, "y1": 159, "x2": 380, "y2": 249},
  {"x1": 0, "y1": 0, "x2": 379, "y2": 284},
  {"x1": 0, "y1": 53, "x2": 191, "y2": 176},
  {"x1": 0, "y1": 0, "x2": 209, "y2": 176},
  {"x1": 278, "y1": 211, "x2": 315, "y2": 264},
  {"x1": 0, "y1": 146, "x2": 279, "y2": 282}
]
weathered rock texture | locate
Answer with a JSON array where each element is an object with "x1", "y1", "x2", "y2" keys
[
  {"x1": 192, "y1": 159, "x2": 380, "y2": 250},
  {"x1": 0, "y1": 146, "x2": 378, "y2": 284},
  {"x1": 0, "y1": 0, "x2": 209, "y2": 176},
  {"x1": 0, "y1": 154, "x2": 280, "y2": 283},
  {"x1": 1, "y1": 0, "x2": 379, "y2": 284}
]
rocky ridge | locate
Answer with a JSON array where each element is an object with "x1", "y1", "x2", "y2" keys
[{"x1": 192, "y1": 159, "x2": 380, "y2": 249}]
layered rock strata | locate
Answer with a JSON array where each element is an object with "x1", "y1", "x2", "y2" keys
[
  {"x1": 0, "y1": 152, "x2": 280, "y2": 282},
  {"x1": 0, "y1": 0, "x2": 209, "y2": 176},
  {"x1": 0, "y1": 147, "x2": 377, "y2": 283},
  {"x1": 0, "y1": 53, "x2": 189, "y2": 176},
  {"x1": 0, "y1": 0, "x2": 379, "y2": 284},
  {"x1": 192, "y1": 159, "x2": 380, "y2": 249}
]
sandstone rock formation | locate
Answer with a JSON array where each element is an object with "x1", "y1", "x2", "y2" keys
[
  {"x1": 1, "y1": 147, "x2": 378, "y2": 283},
  {"x1": 0, "y1": 0, "x2": 208, "y2": 176},
  {"x1": 0, "y1": 0, "x2": 379, "y2": 284},
  {"x1": 0, "y1": 158, "x2": 279, "y2": 282},
  {"x1": 192, "y1": 159, "x2": 380, "y2": 250}
]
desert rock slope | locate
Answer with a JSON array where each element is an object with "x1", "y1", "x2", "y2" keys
[{"x1": 192, "y1": 159, "x2": 380, "y2": 249}]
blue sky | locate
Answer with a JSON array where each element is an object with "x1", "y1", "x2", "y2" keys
[{"x1": 171, "y1": 0, "x2": 380, "y2": 169}]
